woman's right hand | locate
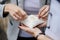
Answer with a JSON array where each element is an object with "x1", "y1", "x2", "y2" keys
[
  {"x1": 38, "y1": 5, "x2": 49, "y2": 20},
  {"x1": 4, "y1": 4, "x2": 27, "y2": 21},
  {"x1": 37, "y1": 5, "x2": 49, "y2": 28}
]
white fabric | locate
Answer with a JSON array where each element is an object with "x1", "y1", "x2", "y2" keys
[
  {"x1": 21, "y1": 15, "x2": 44, "y2": 28},
  {"x1": 7, "y1": 15, "x2": 19, "y2": 40},
  {"x1": 0, "y1": 4, "x2": 4, "y2": 18},
  {"x1": 45, "y1": 0, "x2": 60, "y2": 40}
]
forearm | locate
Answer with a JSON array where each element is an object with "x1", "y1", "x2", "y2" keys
[{"x1": 37, "y1": 34, "x2": 53, "y2": 40}]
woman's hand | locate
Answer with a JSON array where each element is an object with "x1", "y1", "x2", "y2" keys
[
  {"x1": 37, "y1": 5, "x2": 49, "y2": 28},
  {"x1": 18, "y1": 24, "x2": 52, "y2": 40},
  {"x1": 38, "y1": 5, "x2": 49, "y2": 20},
  {"x1": 18, "y1": 24, "x2": 42, "y2": 37},
  {"x1": 37, "y1": 21, "x2": 47, "y2": 28},
  {"x1": 4, "y1": 4, "x2": 27, "y2": 21}
]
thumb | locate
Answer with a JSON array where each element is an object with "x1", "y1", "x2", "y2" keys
[
  {"x1": 18, "y1": 26, "x2": 33, "y2": 34},
  {"x1": 18, "y1": 26, "x2": 30, "y2": 31}
]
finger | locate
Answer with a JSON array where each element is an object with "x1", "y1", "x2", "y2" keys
[
  {"x1": 18, "y1": 10, "x2": 28, "y2": 20},
  {"x1": 18, "y1": 26, "x2": 28, "y2": 31},
  {"x1": 14, "y1": 9, "x2": 22, "y2": 18},
  {"x1": 10, "y1": 12, "x2": 18, "y2": 20},
  {"x1": 15, "y1": 13, "x2": 22, "y2": 20},
  {"x1": 20, "y1": 11, "x2": 28, "y2": 20},
  {"x1": 12, "y1": 15, "x2": 18, "y2": 20},
  {"x1": 38, "y1": 5, "x2": 49, "y2": 18},
  {"x1": 20, "y1": 23, "x2": 27, "y2": 27},
  {"x1": 18, "y1": 26, "x2": 33, "y2": 33},
  {"x1": 42, "y1": 17, "x2": 48, "y2": 21},
  {"x1": 14, "y1": 8, "x2": 27, "y2": 20},
  {"x1": 18, "y1": 8, "x2": 27, "y2": 17},
  {"x1": 38, "y1": 5, "x2": 47, "y2": 16},
  {"x1": 42, "y1": 12, "x2": 48, "y2": 18},
  {"x1": 16, "y1": 10, "x2": 22, "y2": 16},
  {"x1": 41, "y1": 6, "x2": 49, "y2": 17},
  {"x1": 41, "y1": 12, "x2": 48, "y2": 20},
  {"x1": 38, "y1": 6, "x2": 46, "y2": 17},
  {"x1": 13, "y1": 13, "x2": 21, "y2": 20}
]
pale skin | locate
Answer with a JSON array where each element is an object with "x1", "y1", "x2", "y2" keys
[
  {"x1": 4, "y1": 4, "x2": 49, "y2": 27},
  {"x1": 4, "y1": 4, "x2": 28, "y2": 21},
  {"x1": 18, "y1": 25, "x2": 52, "y2": 40},
  {"x1": 38, "y1": 5, "x2": 49, "y2": 28}
]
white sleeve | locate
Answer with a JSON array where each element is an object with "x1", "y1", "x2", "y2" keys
[{"x1": 0, "y1": 4, "x2": 5, "y2": 18}]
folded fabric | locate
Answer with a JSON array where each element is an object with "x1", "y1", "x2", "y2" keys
[{"x1": 21, "y1": 15, "x2": 44, "y2": 28}]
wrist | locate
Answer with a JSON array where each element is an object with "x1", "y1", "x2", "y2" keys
[
  {"x1": 34, "y1": 31, "x2": 42, "y2": 37},
  {"x1": 37, "y1": 34, "x2": 44, "y2": 40},
  {"x1": 35, "y1": 32, "x2": 43, "y2": 39}
]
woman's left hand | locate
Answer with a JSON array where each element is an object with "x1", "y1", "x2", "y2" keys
[{"x1": 18, "y1": 24, "x2": 42, "y2": 37}]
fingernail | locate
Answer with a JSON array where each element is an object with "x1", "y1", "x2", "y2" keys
[{"x1": 39, "y1": 16, "x2": 41, "y2": 19}]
